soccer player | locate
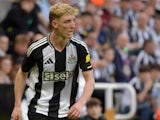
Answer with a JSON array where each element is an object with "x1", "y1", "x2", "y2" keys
[{"x1": 11, "y1": 3, "x2": 95, "y2": 120}]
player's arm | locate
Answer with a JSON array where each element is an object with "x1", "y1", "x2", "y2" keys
[
  {"x1": 68, "y1": 41, "x2": 95, "y2": 119},
  {"x1": 14, "y1": 69, "x2": 28, "y2": 106},
  {"x1": 11, "y1": 44, "x2": 36, "y2": 120},
  {"x1": 68, "y1": 70, "x2": 95, "y2": 120},
  {"x1": 11, "y1": 69, "x2": 28, "y2": 120},
  {"x1": 78, "y1": 70, "x2": 95, "y2": 106}
]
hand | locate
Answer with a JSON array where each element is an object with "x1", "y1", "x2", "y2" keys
[
  {"x1": 11, "y1": 106, "x2": 22, "y2": 120},
  {"x1": 68, "y1": 102, "x2": 83, "y2": 120},
  {"x1": 145, "y1": 79, "x2": 153, "y2": 91}
]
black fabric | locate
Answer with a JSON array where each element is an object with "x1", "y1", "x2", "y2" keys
[
  {"x1": 28, "y1": 44, "x2": 45, "y2": 113},
  {"x1": 28, "y1": 111, "x2": 69, "y2": 120},
  {"x1": 48, "y1": 49, "x2": 66, "y2": 117},
  {"x1": 70, "y1": 65, "x2": 79, "y2": 108}
]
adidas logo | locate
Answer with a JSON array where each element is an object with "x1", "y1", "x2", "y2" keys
[{"x1": 45, "y1": 58, "x2": 53, "y2": 64}]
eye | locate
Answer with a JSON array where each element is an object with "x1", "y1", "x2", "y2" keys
[{"x1": 64, "y1": 20, "x2": 71, "y2": 23}]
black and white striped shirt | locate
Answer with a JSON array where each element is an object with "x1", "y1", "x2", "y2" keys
[
  {"x1": 22, "y1": 35, "x2": 92, "y2": 118},
  {"x1": 133, "y1": 50, "x2": 160, "y2": 74}
]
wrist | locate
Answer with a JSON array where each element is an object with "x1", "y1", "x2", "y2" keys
[
  {"x1": 14, "y1": 102, "x2": 21, "y2": 107},
  {"x1": 77, "y1": 98, "x2": 87, "y2": 106}
]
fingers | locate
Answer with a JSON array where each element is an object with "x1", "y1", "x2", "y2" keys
[
  {"x1": 68, "y1": 106, "x2": 81, "y2": 120},
  {"x1": 11, "y1": 114, "x2": 21, "y2": 120},
  {"x1": 11, "y1": 109, "x2": 21, "y2": 120}
]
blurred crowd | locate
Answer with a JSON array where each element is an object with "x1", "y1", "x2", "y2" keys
[{"x1": 1, "y1": 0, "x2": 160, "y2": 119}]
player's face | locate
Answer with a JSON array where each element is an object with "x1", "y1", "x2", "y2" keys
[{"x1": 55, "y1": 14, "x2": 76, "y2": 39}]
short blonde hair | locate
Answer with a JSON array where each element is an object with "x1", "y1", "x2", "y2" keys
[{"x1": 49, "y1": 3, "x2": 79, "y2": 23}]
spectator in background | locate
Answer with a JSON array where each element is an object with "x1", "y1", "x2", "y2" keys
[
  {"x1": 78, "y1": 12, "x2": 94, "y2": 39},
  {"x1": 100, "y1": 44, "x2": 115, "y2": 83},
  {"x1": 0, "y1": 55, "x2": 12, "y2": 84},
  {"x1": 73, "y1": 16, "x2": 83, "y2": 41},
  {"x1": 1, "y1": 0, "x2": 48, "y2": 42},
  {"x1": 150, "y1": 63, "x2": 160, "y2": 86},
  {"x1": 113, "y1": 0, "x2": 131, "y2": 18},
  {"x1": 143, "y1": 4, "x2": 155, "y2": 29},
  {"x1": 130, "y1": 12, "x2": 151, "y2": 50},
  {"x1": 130, "y1": 0, "x2": 144, "y2": 26},
  {"x1": 129, "y1": 65, "x2": 153, "y2": 120},
  {"x1": 79, "y1": 97, "x2": 106, "y2": 120},
  {"x1": 134, "y1": 40, "x2": 160, "y2": 75},
  {"x1": 113, "y1": 33, "x2": 133, "y2": 82},
  {"x1": 113, "y1": 0, "x2": 133, "y2": 28},
  {"x1": 0, "y1": 34, "x2": 9, "y2": 56},
  {"x1": 9, "y1": 33, "x2": 30, "y2": 65},
  {"x1": 85, "y1": 32, "x2": 106, "y2": 82},
  {"x1": 85, "y1": 1, "x2": 102, "y2": 36},
  {"x1": 148, "y1": 0, "x2": 157, "y2": 8},
  {"x1": 100, "y1": 0, "x2": 114, "y2": 26},
  {"x1": 150, "y1": 64, "x2": 160, "y2": 114},
  {"x1": 119, "y1": 18, "x2": 129, "y2": 34},
  {"x1": 98, "y1": 15, "x2": 121, "y2": 47},
  {"x1": 151, "y1": 14, "x2": 160, "y2": 50}
]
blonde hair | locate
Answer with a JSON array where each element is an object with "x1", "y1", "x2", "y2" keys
[{"x1": 49, "y1": 3, "x2": 79, "y2": 23}]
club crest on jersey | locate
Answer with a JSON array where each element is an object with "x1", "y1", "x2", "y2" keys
[
  {"x1": 43, "y1": 71, "x2": 73, "y2": 82},
  {"x1": 67, "y1": 55, "x2": 77, "y2": 64}
]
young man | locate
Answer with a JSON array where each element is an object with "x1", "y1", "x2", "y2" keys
[{"x1": 11, "y1": 3, "x2": 95, "y2": 120}]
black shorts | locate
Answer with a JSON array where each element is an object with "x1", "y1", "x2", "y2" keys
[{"x1": 28, "y1": 111, "x2": 69, "y2": 120}]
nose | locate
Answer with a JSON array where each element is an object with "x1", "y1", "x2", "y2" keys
[{"x1": 70, "y1": 20, "x2": 75, "y2": 28}]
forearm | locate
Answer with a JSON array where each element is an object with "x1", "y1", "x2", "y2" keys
[
  {"x1": 78, "y1": 70, "x2": 95, "y2": 105},
  {"x1": 14, "y1": 69, "x2": 28, "y2": 107},
  {"x1": 137, "y1": 89, "x2": 149, "y2": 102}
]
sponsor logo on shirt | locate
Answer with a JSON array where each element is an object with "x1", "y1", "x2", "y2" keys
[{"x1": 43, "y1": 71, "x2": 74, "y2": 82}]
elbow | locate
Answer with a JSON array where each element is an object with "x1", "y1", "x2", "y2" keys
[{"x1": 91, "y1": 78, "x2": 95, "y2": 88}]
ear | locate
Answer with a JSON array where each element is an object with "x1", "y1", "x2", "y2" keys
[{"x1": 51, "y1": 19, "x2": 58, "y2": 29}]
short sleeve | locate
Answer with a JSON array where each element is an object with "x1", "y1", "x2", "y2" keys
[
  {"x1": 77, "y1": 42, "x2": 92, "y2": 71},
  {"x1": 21, "y1": 46, "x2": 36, "y2": 72}
]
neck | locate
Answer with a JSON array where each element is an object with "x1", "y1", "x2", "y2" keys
[{"x1": 50, "y1": 32, "x2": 69, "y2": 52}]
